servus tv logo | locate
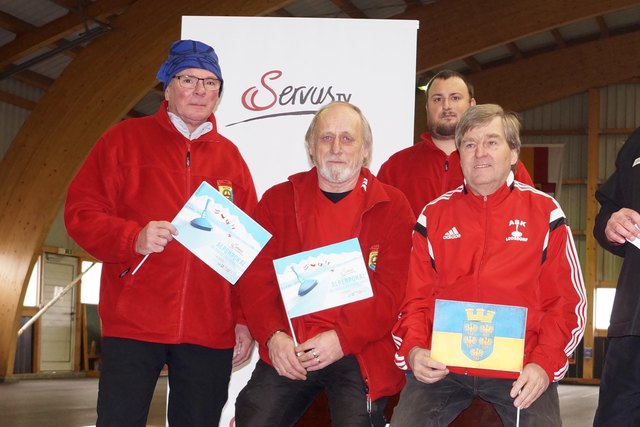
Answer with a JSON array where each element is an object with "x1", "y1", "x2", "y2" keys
[{"x1": 226, "y1": 70, "x2": 353, "y2": 127}]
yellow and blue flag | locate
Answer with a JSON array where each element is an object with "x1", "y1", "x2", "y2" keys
[{"x1": 431, "y1": 299, "x2": 527, "y2": 373}]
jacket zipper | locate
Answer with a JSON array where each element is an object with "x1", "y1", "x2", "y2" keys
[
  {"x1": 178, "y1": 141, "x2": 192, "y2": 340},
  {"x1": 354, "y1": 194, "x2": 375, "y2": 413},
  {"x1": 443, "y1": 157, "x2": 450, "y2": 194},
  {"x1": 356, "y1": 354, "x2": 372, "y2": 414},
  {"x1": 477, "y1": 195, "x2": 489, "y2": 301}
]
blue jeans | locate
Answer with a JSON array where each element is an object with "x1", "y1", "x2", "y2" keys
[
  {"x1": 391, "y1": 372, "x2": 560, "y2": 427},
  {"x1": 235, "y1": 356, "x2": 387, "y2": 427},
  {"x1": 593, "y1": 336, "x2": 640, "y2": 426},
  {"x1": 97, "y1": 337, "x2": 233, "y2": 427}
]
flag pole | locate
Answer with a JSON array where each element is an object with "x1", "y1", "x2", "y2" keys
[{"x1": 286, "y1": 314, "x2": 298, "y2": 346}]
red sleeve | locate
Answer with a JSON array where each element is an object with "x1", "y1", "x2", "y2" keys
[
  {"x1": 64, "y1": 133, "x2": 142, "y2": 263},
  {"x1": 391, "y1": 212, "x2": 437, "y2": 370},
  {"x1": 527, "y1": 217, "x2": 587, "y2": 382}
]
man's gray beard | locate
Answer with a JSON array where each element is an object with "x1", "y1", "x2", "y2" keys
[
  {"x1": 430, "y1": 122, "x2": 456, "y2": 140},
  {"x1": 318, "y1": 164, "x2": 357, "y2": 185}
]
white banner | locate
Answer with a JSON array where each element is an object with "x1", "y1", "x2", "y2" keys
[
  {"x1": 183, "y1": 16, "x2": 419, "y2": 196},
  {"x1": 181, "y1": 16, "x2": 419, "y2": 427}
]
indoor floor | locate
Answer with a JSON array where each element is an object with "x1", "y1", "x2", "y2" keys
[{"x1": 0, "y1": 375, "x2": 599, "y2": 427}]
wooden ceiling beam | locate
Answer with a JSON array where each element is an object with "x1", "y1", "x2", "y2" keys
[
  {"x1": 51, "y1": 0, "x2": 103, "y2": 14},
  {"x1": 403, "y1": 0, "x2": 421, "y2": 11},
  {"x1": 12, "y1": 70, "x2": 54, "y2": 91},
  {"x1": 551, "y1": 28, "x2": 567, "y2": 48},
  {"x1": 470, "y1": 30, "x2": 640, "y2": 112},
  {"x1": 463, "y1": 56, "x2": 482, "y2": 72},
  {"x1": 0, "y1": 10, "x2": 35, "y2": 34},
  {"x1": 0, "y1": 9, "x2": 84, "y2": 60},
  {"x1": 267, "y1": 7, "x2": 294, "y2": 17},
  {"x1": 329, "y1": 0, "x2": 368, "y2": 18},
  {"x1": 596, "y1": 16, "x2": 611, "y2": 38},
  {"x1": 0, "y1": 90, "x2": 36, "y2": 110},
  {"x1": 0, "y1": 0, "x2": 134, "y2": 69},
  {"x1": 506, "y1": 42, "x2": 523, "y2": 59},
  {"x1": 392, "y1": 0, "x2": 640, "y2": 73}
]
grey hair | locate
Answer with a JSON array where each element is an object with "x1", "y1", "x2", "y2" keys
[
  {"x1": 304, "y1": 101, "x2": 373, "y2": 168},
  {"x1": 455, "y1": 104, "x2": 522, "y2": 155}
]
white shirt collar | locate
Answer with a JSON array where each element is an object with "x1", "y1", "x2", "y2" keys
[{"x1": 168, "y1": 112, "x2": 213, "y2": 141}]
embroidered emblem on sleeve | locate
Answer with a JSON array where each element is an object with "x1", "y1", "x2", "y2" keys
[
  {"x1": 217, "y1": 179, "x2": 233, "y2": 202},
  {"x1": 368, "y1": 244, "x2": 379, "y2": 271}
]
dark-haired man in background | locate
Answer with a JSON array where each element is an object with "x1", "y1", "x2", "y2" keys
[{"x1": 378, "y1": 70, "x2": 533, "y2": 218}]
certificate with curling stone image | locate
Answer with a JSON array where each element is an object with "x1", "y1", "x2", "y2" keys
[
  {"x1": 273, "y1": 238, "x2": 373, "y2": 318},
  {"x1": 171, "y1": 181, "x2": 271, "y2": 285}
]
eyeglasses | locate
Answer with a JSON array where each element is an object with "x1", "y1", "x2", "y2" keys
[{"x1": 173, "y1": 75, "x2": 221, "y2": 91}]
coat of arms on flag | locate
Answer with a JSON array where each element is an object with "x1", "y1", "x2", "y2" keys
[
  {"x1": 431, "y1": 300, "x2": 527, "y2": 373},
  {"x1": 462, "y1": 307, "x2": 496, "y2": 361}
]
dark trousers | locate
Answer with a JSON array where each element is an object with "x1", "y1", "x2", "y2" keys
[
  {"x1": 593, "y1": 336, "x2": 640, "y2": 427},
  {"x1": 235, "y1": 356, "x2": 387, "y2": 427},
  {"x1": 97, "y1": 337, "x2": 233, "y2": 427},
  {"x1": 391, "y1": 372, "x2": 561, "y2": 427}
]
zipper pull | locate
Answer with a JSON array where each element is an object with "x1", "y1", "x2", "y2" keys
[
  {"x1": 186, "y1": 151, "x2": 191, "y2": 168},
  {"x1": 364, "y1": 382, "x2": 371, "y2": 414},
  {"x1": 444, "y1": 159, "x2": 449, "y2": 171}
]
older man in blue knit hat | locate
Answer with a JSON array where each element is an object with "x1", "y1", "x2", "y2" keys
[{"x1": 64, "y1": 39, "x2": 258, "y2": 427}]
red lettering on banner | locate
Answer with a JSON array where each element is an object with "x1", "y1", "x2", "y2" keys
[{"x1": 241, "y1": 70, "x2": 281, "y2": 111}]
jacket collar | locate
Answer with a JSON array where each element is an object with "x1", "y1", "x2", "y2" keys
[
  {"x1": 287, "y1": 167, "x2": 391, "y2": 238},
  {"x1": 462, "y1": 170, "x2": 516, "y2": 205},
  {"x1": 154, "y1": 100, "x2": 220, "y2": 143},
  {"x1": 288, "y1": 167, "x2": 390, "y2": 201}
]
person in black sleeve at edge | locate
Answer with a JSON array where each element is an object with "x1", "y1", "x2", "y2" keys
[{"x1": 593, "y1": 127, "x2": 640, "y2": 427}]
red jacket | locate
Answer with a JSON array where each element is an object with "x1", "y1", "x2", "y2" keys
[
  {"x1": 378, "y1": 132, "x2": 534, "y2": 217},
  {"x1": 238, "y1": 168, "x2": 415, "y2": 399},
  {"x1": 64, "y1": 101, "x2": 257, "y2": 349},
  {"x1": 392, "y1": 174, "x2": 587, "y2": 383}
]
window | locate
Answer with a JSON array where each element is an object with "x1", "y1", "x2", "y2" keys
[
  {"x1": 80, "y1": 261, "x2": 102, "y2": 305},
  {"x1": 595, "y1": 288, "x2": 615, "y2": 330},
  {"x1": 23, "y1": 257, "x2": 40, "y2": 307}
]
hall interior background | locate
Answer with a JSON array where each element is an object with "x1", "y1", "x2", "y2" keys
[{"x1": 1, "y1": 0, "x2": 639, "y2": 425}]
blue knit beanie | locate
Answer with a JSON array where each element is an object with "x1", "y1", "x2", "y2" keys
[{"x1": 156, "y1": 40, "x2": 223, "y2": 93}]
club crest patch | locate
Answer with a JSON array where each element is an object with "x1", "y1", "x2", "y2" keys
[
  {"x1": 368, "y1": 244, "x2": 379, "y2": 271},
  {"x1": 217, "y1": 179, "x2": 233, "y2": 202},
  {"x1": 506, "y1": 219, "x2": 528, "y2": 242}
]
